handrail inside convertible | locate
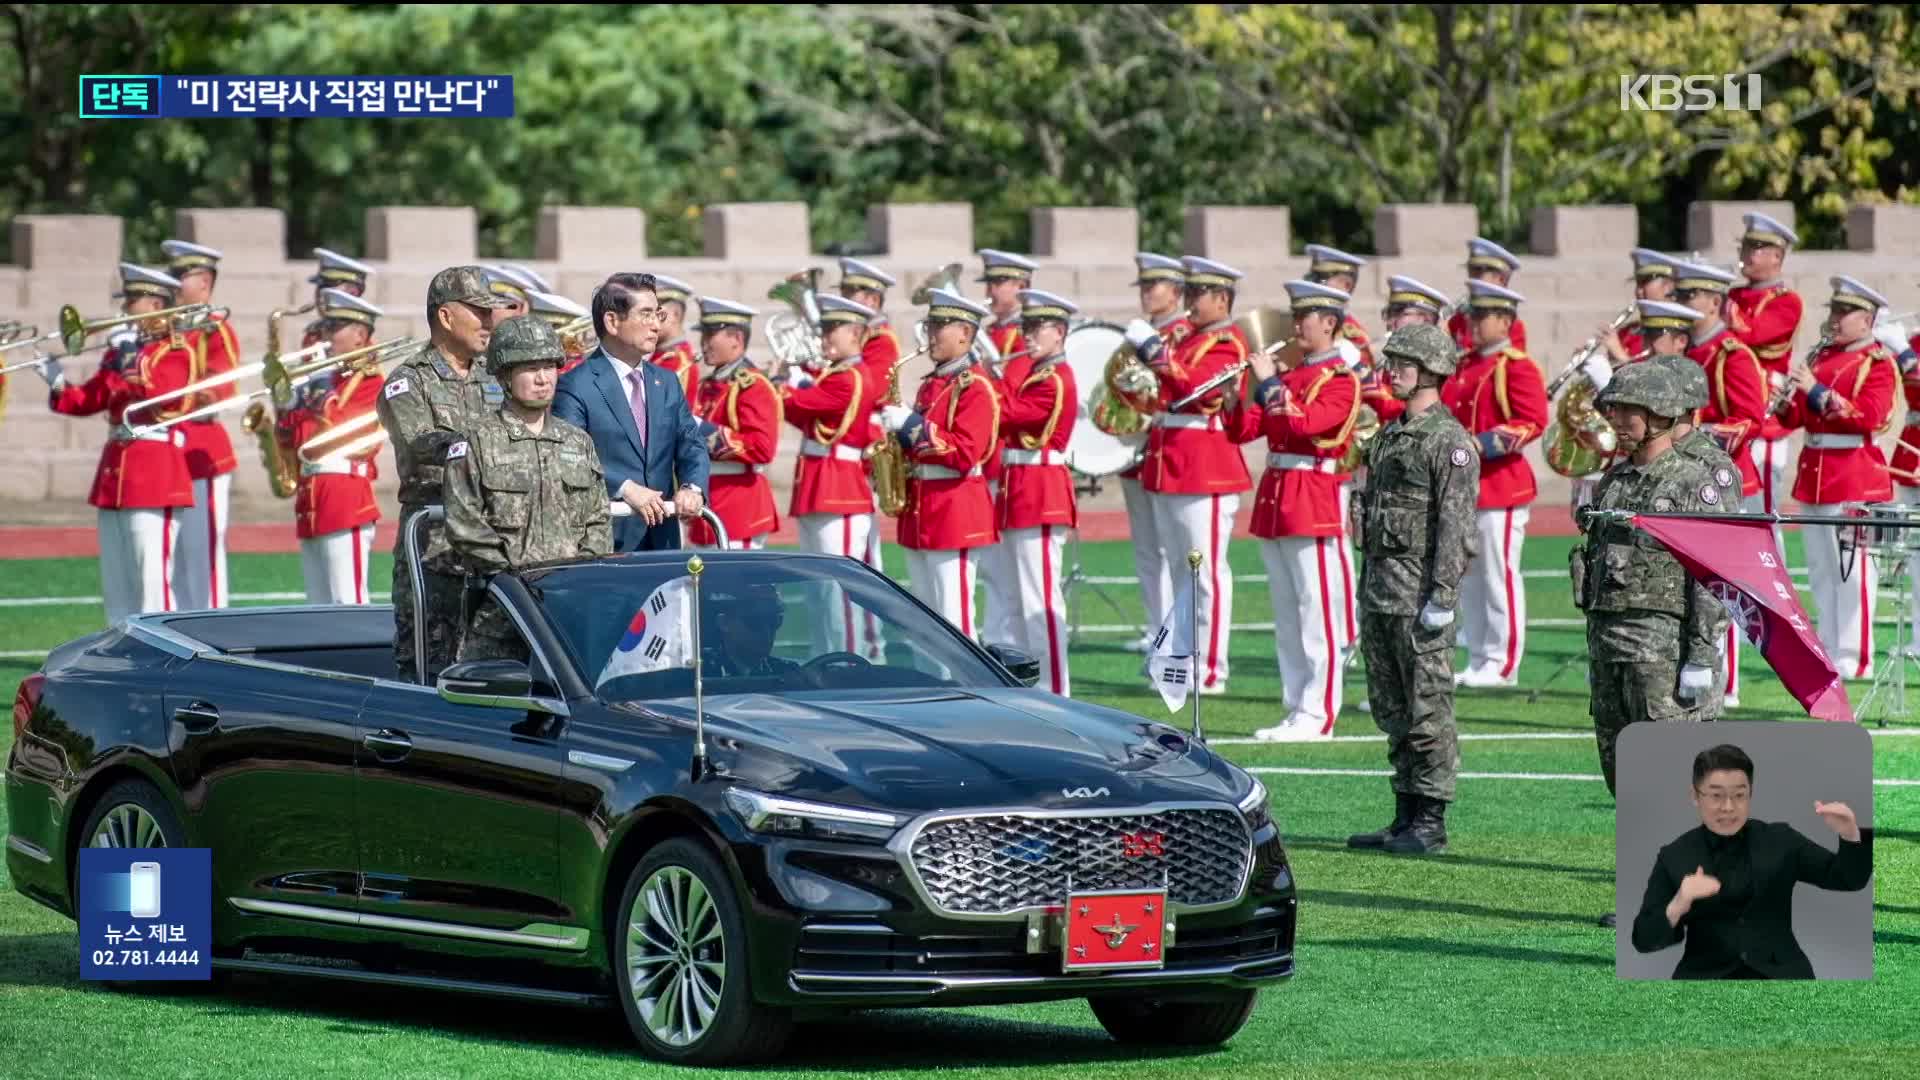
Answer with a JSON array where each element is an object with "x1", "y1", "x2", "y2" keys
[{"x1": 404, "y1": 502, "x2": 731, "y2": 686}]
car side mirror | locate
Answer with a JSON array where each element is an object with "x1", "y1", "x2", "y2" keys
[
  {"x1": 437, "y1": 659, "x2": 566, "y2": 715},
  {"x1": 984, "y1": 644, "x2": 1042, "y2": 688}
]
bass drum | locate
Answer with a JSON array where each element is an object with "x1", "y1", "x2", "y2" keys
[{"x1": 1060, "y1": 321, "x2": 1147, "y2": 477}]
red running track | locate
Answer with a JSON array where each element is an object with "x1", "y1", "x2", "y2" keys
[{"x1": 0, "y1": 507, "x2": 1585, "y2": 560}]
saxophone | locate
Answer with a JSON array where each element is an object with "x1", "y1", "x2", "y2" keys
[
  {"x1": 247, "y1": 305, "x2": 298, "y2": 498},
  {"x1": 866, "y1": 359, "x2": 910, "y2": 517}
]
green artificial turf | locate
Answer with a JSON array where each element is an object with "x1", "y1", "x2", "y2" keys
[{"x1": 2, "y1": 538, "x2": 1917, "y2": 1078}]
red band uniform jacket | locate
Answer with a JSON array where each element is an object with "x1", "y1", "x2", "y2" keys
[
  {"x1": 996, "y1": 351, "x2": 1078, "y2": 530},
  {"x1": 688, "y1": 360, "x2": 782, "y2": 545},
  {"x1": 179, "y1": 312, "x2": 240, "y2": 480},
  {"x1": 896, "y1": 356, "x2": 1001, "y2": 551},
  {"x1": 781, "y1": 359, "x2": 875, "y2": 518},
  {"x1": 280, "y1": 371, "x2": 384, "y2": 539},
  {"x1": 1139, "y1": 319, "x2": 1253, "y2": 496},
  {"x1": 1778, "y1": 338, "x2": 1897, "y2": 505},
  {"x1": 1688, "y1": 327, "x2": 1771, "y2": 497},
  {"x1": 50, "y1": 335, "x2": 197, "y2": 510},
  {"x1": 1229, "y1": 350, "x2": 1362, "y2": 538},
  {"x1": 1443, "y1": 340, "x2": 1549, "y2": 510},
  {"x1": 1726, "y1": 282, "x2": 1804, "y2": 443}
]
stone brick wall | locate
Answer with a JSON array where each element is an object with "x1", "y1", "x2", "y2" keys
[{"x1": 4, "y1": 199, "x2": 1918, "y2": 525}]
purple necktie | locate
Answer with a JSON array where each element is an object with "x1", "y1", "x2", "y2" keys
[{"x1": 628, "y1": 369, "x2": 649, "y2": 449}]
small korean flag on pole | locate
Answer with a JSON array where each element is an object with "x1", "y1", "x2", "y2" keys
[
  {"x1": 1144, "y1": 565, "x2": 1198, "y2": 714},
  {"x1": 598, "y1": 575, "x2": 695, "y2": 687}
]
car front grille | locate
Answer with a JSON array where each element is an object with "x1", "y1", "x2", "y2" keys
[{"x1": 905, "y1": 808, "x2": 1252, "y2": 917}]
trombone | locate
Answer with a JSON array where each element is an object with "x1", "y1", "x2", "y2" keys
[
  {"x1": 0, "y1": 302, "x2": 221, "y2": 372},
  {"x1": 297, "y1": 410, "x2": 385, "y2": 464},
  {"x1": 123, "y1": 336, "x2": 423, "y2": 438}
]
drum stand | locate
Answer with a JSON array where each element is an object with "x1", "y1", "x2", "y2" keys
[
  {"x1": 1063, "y1": 472, "x2": 1137, "y2": 644},
  {"x1": 1855, "y1": 538, "x2": 1917, "y2": 728}
]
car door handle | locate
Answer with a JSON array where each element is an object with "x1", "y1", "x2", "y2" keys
[
  {"x1": 362, "y1": 730, "x2": 413, "y2": 759},
  {"x1": 173, "y1": 702, "x2": 220, "y2": 733}
]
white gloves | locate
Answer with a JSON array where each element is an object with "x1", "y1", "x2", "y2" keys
[
  {"x1": 36, "y1": 355, "x2": 64, "y2": 390},
  {"x1": 1582, "y1": 351, "x2": 1614, "y2": 393},
  {"x1": 1873, "y1": 321, "x2": 1911, "y2": 356},
  {"x1": 1336, "y1": 338, "x2": 1364, "y2": 369},
  {"x1": 1123, "y1": 318, "x2": 1158, "y2": 348},
  {"x1": 879, "y1": 405, "x2": 915, "y2": 432},
  {"x1": 1419, "y1": 602, "x2": 1455, "y2": 630},
  {"x1": 1678, "y1": 664, "x2": 1714, "y2": 700}
]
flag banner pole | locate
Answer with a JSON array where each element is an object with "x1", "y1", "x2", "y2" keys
[
  {"x1": 1188, "y1": 548, "x2": 1204, "y2": 745},
  {"x1": 688, "y1": 554, "x2": 708, "y2": 780}
]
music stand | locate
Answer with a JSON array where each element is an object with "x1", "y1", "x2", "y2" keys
[{"x1": 1854, "y1": 504, "x2": 1920, "y2": 727}]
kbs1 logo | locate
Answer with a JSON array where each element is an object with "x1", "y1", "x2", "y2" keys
[{"x1": 1620, "y1": 74, "x2": 1763, "y2": 112}]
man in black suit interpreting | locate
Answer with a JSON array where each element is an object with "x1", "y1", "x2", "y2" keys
[{"x1": 1632, "y1": 743, "x2": 1873, "y2": 979}]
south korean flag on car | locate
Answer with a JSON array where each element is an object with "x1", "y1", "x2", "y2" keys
[
  {"x1": 598, "y1": 576, "x2": 695, "y2": 687},
  {"x1": 1143, "y1": 574, "x2": 1198, "y2": 713}
]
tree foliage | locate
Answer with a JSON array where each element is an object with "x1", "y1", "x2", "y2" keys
[{"x1": 2, "y1": 3, "x2": 1916, "y2": 262}]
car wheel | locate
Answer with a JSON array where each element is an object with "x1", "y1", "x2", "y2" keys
[
  {"x1": 612, "y1": 838, "x2": 792, "y2": 1065},
  {"x1": 76, "y1": 779, "x2": 201, "y2": 994},
  {"x1": 1088, "y1": 988, "x2": 1260, "y2": 1046}
]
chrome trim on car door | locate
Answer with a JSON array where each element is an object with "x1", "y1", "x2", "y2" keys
[
  {"x1": 227, "y1": 897, "x2": 588, "y2": 952},
  {"x1": 6, "y1": 835, "x2": 53, "y2": 864}
]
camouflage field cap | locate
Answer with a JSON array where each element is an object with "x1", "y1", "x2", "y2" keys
[
  {"x1": 1380, "y1": 322, "x2": 1459, "y2": 377},
  {"x1": 1650, "y1": 353, "x2": 1709, "y2": 412},
  {"x1": 429, "y1": 265, "x2": 514, "y2": 310},
  {"x1": 1595, "y1": 360, "x2": 1686, "y2": 419},
  {"x1": 484, "y1": 314, "x2": 566, "y2": 376}
]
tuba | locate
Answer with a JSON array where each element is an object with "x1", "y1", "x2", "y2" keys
[
  {"x1": 1543, "y1": 306, "x2": 1634, "y2": 478},
  {"x1": 766, "y1": 269, "x2": 825, "y2": 378},
  {"x1": 866, "y1": 355, "x2": 910, "y2": 516},
  {"x1": 1338, "y1": 405, "x2": 1382, "y2": 473},
  {"x1": 910, "y1": 263, "x2": 963, "y2": 306}
]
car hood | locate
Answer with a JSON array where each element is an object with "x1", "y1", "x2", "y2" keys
[{"x1": 639, "y1": 687, "x2": 1235, "y2": 813}]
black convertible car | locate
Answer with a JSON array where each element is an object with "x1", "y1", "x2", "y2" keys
[{"x1": 6, "y1": 546, "x2": 1296, "y2": 1064}]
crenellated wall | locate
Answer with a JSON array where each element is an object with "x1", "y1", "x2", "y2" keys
[{"x1": 4, "y1": 199, "x2": 1918, "y2": 526}]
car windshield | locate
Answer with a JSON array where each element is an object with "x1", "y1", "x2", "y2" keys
[{"x1": 527, "y1": 554, "x2": 1009, "y2": 703}]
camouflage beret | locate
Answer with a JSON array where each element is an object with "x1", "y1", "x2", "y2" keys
[
  {"x1": 1595, "y1": 361, "x2": 1686, "y2": 419},
  {"x1": 1380, "y1": 322, "x2": 1459, "y2": 377},
  {"x1": 484, "y1": 314, "x2": 566, "y2": 376},
  {"x1": 1649, "y1": 352, "x2": 1709, "y2": 412}
]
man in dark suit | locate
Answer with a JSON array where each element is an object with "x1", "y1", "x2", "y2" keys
[
  {"x1": 1632, "y1": 743, "x2": 1873, "y2": 979},
  {"x1": 554, "y1": 273, "x2": 709, "y2": 551}
]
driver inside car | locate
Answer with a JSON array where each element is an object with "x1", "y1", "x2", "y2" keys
[{"x1": 703, "y1": 583, "x2": 802, "y2": 679}]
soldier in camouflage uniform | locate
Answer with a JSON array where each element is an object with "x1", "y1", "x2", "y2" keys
[
  {"x1": 1655, "y1": 351, "x2": 1744, "y2": 715},
  {"x1": 441, "y1": 316, "x2": 614, "y2": 663},
  {"x1": 1349, "y1": 323, "x2": 1481, "y2": 856},
  {"x1": 377, "y1": 266, "x2": 512, "y2": 682},
  {"x1": 1575, "y1": 361, "x2": 1728, "y2": 802}
]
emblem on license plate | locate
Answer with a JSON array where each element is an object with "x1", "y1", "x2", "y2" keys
[{"x1": 1063, "y1": 888, "x2": 1168, "y2": 972}]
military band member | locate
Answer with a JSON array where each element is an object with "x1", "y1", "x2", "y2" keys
[
  {"x1": 1365, "y1": 276, "x2": 1451, "y2": 427},
  {"x1": 40, "y1": 265, "x2": 198, "y2": 624},
  {"x1": 304, "y1": 248, "x2": 377, "y2": 348},
  {"x1": 1446, "y1": 238, "x2": 1530, "y2": 354},
  {"x1": 686, "y1": 298, "x2": 781, "y2": 550},
  {"x1": 526, "y1": 288, "x2": 591, "y2": 374},
  {"x1": 1121, "y1": 253, "x2": 1192, "y2": 654},
  {"x1": 440, "y1": 316, "x2": 613, "y2": 664},
  {"x1": 1612, "y1": 249, "x2": 1679, "y2": 359},
  {"x1": 1348, "y1": 323, "x2": 1478, "y2": 855},
  {"x1": 1577, "y1": 361, "x2": 1727, "y2": 801},
  {"x1": 648, "y1": 273, "x2": 700, "y2": 399},
  {"x1": 1882, "y1": 316, "x2": 1920, "y2": 657},
  {"x1": 878, "y1": 287, "x2": 1001, "y2": 632},
  {"x1": 1124, "y1": 256, "x2": 1253, "y2": 694},
  {"x1": 975, "y1": 249, "x2": 1036, "y2": 648},
  {"x1": 996, "y1": 288, "x2": 1082, "y2": 696},
  {"x1": 1304, "y1": 244, "x2": 1373, "y2": 360},
  {"x1": 1580, "y1": 298, "x2": 1701, "y2": 498},
  {"x1": 783, "y1": 294, "x2": 882, "y2": 658},
  {"x1": 484, "y1": 265, "x2": 535, "y2": 325},
  {"x1": 503, "y1": 263, "x2": 554, "y2": 294},
  {"x1": 839, "y1": 257, "x2": 904, "y2": 602},
  {"x1": 282, "y1": 290, "x2": 387, "y2": 605},
  {"x1": 1675, "y1": 261, "x2": 1769, "y2": 503},
  {"x1": 1778, "y1": 276, "x2": 1899, "y2": 680},
  {"x1": 1237, "y1": 280, "x2": 1365, "y2": 742},
  {"x1": 376, "y1": 265, "x2": 512, "y2": 682},
  {"x1": 1444, "y1": 279, "x2": 1549, "y2": 687},
  {"x1": 1726, "y1": 213, "x2": 1805, "y2": 517},
  {"x1": 160, "y1": 239, "x2": 237, "y2": 611}
]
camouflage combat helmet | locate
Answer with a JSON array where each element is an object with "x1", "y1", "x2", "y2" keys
[
  {"x1": 1649, "y1": 353, "x2": 1708, "y2": 412},
  {"x1": 1380, "y1": 322, "x2": 1458, "y2": 377},
  {"x1": 1594, "y1": 360, "x2": 1686, "y2": 419},
  {"x1": 484, "y1": 314, "x2": 566, "y2": 377}
]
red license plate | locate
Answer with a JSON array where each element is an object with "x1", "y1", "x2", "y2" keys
[{"x1": 1063, "y1": 888, "x2": 1168, "y2": 972}]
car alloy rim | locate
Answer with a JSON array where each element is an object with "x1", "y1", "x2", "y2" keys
[
  {"x1": 626, "y1": 865, "x2": 725, "y2": 1047},
  {"x1": 91, "y1": 804, "x2": 167, "y2": 849}
]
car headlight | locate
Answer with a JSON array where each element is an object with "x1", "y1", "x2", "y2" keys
[
  {"x1": 724, "y1": 788, "x2": 903, "y2": 844},
  {"x1": 1237, "y1": 776, "x2": 1272, "y2": 830}
]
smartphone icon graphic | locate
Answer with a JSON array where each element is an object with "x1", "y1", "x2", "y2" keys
[{"x1": 129, "y1": 862, "x2": 162, "y2": 919}]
